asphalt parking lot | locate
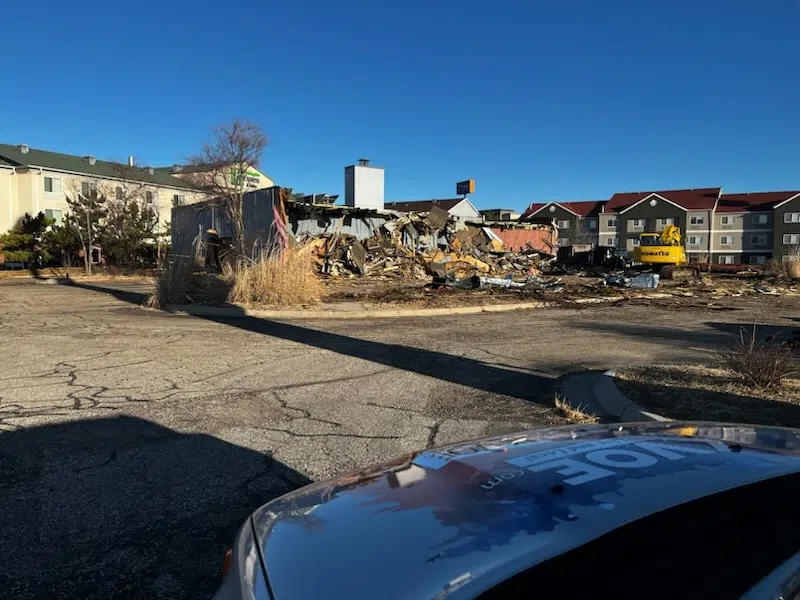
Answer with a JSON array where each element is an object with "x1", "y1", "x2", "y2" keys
[{"x1": 1, "y1": 278, "x2": 797, "y2": 599}]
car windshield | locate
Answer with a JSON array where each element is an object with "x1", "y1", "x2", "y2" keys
[{"x1": 480, "y1": 473, "x2": 800, "y2": 600}]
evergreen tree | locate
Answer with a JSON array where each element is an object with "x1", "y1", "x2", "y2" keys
[
  {"x1": 102, "y1": 199, "x2": 158, "y2": 264},
  {"x1": 0, "y1": 212, "x2": 53, "y2": 265}
]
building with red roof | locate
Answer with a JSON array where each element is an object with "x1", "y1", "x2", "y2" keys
[
  {"x1": 518, "y1": 186, "x2": 800, "y2": 264},
  {"x1": 522, "y1": 201, "x2": 605, "y2": 248}
]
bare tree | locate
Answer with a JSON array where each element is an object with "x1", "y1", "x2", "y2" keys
[
  {"x1": 558, "y1": 218, "x2": 597, "y2": 248},
  {"x1": 65, "y1": 189, "x2": 107, "y2": 275},
  {"x1": 186, "y1": 120, "x2": 267, "y2": 256}
]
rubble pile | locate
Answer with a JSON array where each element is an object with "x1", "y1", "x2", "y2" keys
[{"x1": 297, "y1": 206, "x2": 554, "y2": 286}]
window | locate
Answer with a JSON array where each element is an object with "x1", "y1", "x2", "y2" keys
[
  {"x1": 81, "y1": 181, "x2": 97, "y2": 197},
  {"x1": 629, "y1": 218, "x2": 644, "y2": 228},
  {"x1": 44, "y1": 209, "x2": 63, "y2": 224},
  {"x1": 585, "y1": 217, "x2": 597, "y2": 230},
  {"x1": 785, "y1": 212, "x2": 800, "y2": 223},
  {"x1": 632, "y1": 238, "x2": 640, "y2": 247},
  {"x1": 721, "y1": 216, "x2": 734, "y2": 225},
  {"x1": 750, "y1": 255, "x2": 767, "y2": 265},
  {"x1": 690, "y1": 215, "x2": 704, "y2": 225},
  {"x1": 719, "y1": 255, "x2": 735, "y2": 265},
  {"x1": 752, "y1": 214, "x2": 768, "y2": 225},
  {"x1": 43, "y1": 176, "x2": 61, "y2": 193},
  {"x1": 606, "y1": 218, "x2": 618, "y2": 227},
  {"x1": 750, "y1": 235, "x2": 767, "y2": 245},
  {"x1": 172, "y1": 194, "x2": 185, "y2": 207},
  {"x1": 720, "y1": 236, "x2": 734, "y2": 245},
  {"x1": 606, "y1": 237, "x2": 616, "y2": 247},
  {"x1": 656, "y1": 217, "x2": 676, "y2": 227},
  {"x1": 783, "y1": 234, "x2": 800, "y2": 245},
  {"x1": 688, "y1": 236, "x2": 704, "y2": 245},
  {"x1": 145, "y1": 190, "x2": 156, "y2": 204},
  {"x1": 556, "y1": 219, "x2": 570, "y2": 229},
  {"x1": 557, "y1": 237, "x2": 570, "y2": 246},
  {"x1": 116, "y1": 186, "x2": 123, "y2": 201}
]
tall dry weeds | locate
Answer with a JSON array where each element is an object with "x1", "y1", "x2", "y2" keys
[
  {"x1": 785, "y1": 246, "x2": 800, "y2": 279},
  {"x1": 228, "y1": 249, "x2": 323, "y2": 306},
  {"x1": 719, "y1": 325, "x2": 797, "y2": 392},
  {"x1": 147, "y1": 250, "x2": 323, "y2": 308}
]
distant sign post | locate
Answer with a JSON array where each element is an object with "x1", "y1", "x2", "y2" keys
[{"x1": 456, "y1": 179, "x2": 475, "y2": 196}]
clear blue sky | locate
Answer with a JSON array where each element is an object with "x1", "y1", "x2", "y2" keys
[{"x1": 2, "y1": 1, "x2": 798, "y2": 210}]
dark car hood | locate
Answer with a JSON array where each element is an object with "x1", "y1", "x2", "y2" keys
[{"x1": 251, "y1": 422, "x2": 800, "y2": 599}]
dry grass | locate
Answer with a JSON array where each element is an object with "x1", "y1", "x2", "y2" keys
[
  {"x1": 147, "y1": 250, "x2": 323, "y2": 309},
  {"x1": 554, "y1": 395, "x2": 599, "y2": 424},
  {"x1": 785, "y1": 246, "x2": 800, "y2": 279},
  {"x1": 146, "y1": 259, "x2": 230, "y2": 307},
  {"x1": 720, "y1": 325, "x2": 798, "y2": 392},
  {"x1": 227, "y1": 250, "x2": 324, "y2": 307},
  {"x1": 616, "y1": 364, "x2": 800, "y2": 427}
]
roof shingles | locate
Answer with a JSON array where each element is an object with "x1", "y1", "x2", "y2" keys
[
  {"x1": 523, "y1": 201, "x2": 605, "y2": 218},
  {"x1": 716, "y1": 191, "x2": 800, "y2": 212},
  {"x1": 0, "y1": 144, "x2": 197, "y2": 190},
  {"x1": 605, "y1": 188, "x2": 721, "y2": 212}
]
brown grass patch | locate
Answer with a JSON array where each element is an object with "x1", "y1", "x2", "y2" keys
[
  {"x1": 147, "y1": 250, "x2": 323, "y2": 309},
  {"x1": 785, "y1": 247, "x2": 800, "y2": 279},
  {"x1": 227, "y1": 250, "x2": 324, "y2": 307},
  {"x1": 616, "y1": 364, "x2": 800, "y2": 427},
  {"x1": 554, "y1": 395, "x2": 599, "y2": 424},
  {"x1": 720, "y1": 325, "x2": 798, "y2": 391}
]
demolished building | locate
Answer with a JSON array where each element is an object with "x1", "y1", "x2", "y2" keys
[
  {"x1": 171, "y1": 160, "x2": 557, "y2": 283},
  {"x1": 171, "y1": 186, "x2": 556, "y2": 279}
]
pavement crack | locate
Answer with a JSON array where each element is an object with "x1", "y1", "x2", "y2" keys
[
  {"x1": 364, "y1": 401, "x2": 426, "y2": 415},
  {"x1": 252, "y1": 425, "x2": 400, "y2": 441},
  {"x1": 75, "y1": 449, "x2": 119, "y2": 473},
  {"x1": 426, "y1": 420, "x2": 443, "y2": 448},
  {"x1": 270, "y1": 368, "x2": 394, "y2": 391},
  {"x1": 270, "y1": 390, "x2": 343, "y2": 428}
]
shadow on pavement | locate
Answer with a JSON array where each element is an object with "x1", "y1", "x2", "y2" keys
[
  {"x1": 62, "y1": 280, "x2": 558, "y2": 406},
  {"x1": 204, "y1": 313, "x2": 555, "y2": 404},
  {"x1": 0, "y1": 415, "x2": 310, "y2": 600},
  {"x1": 569, "y1": 321, "x2": 735, "y2": 348},
  {"x1": 64, "y1": 279, "x2": 151, "y2": 305},
  {"x1": 703, "y1": 321, "x2": 800, "y2": 345},
  {"x1": 615, "y1": 373, "x2": 800, "y2": 429}
]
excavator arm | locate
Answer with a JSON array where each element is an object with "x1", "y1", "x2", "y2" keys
[{"x1": 660, "y1": 224, "x2": 682, "y2": 246}]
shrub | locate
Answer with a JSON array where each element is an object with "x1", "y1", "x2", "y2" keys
[
  {"x1": 227, "y1": 249, "x2": 323, "y2": 306},
  {"x1": 719, "y1": 325, "x2": 797, "y2": 392},
  {"x1": 765, "y1": 258, "x2": 783, "y2": 278},
  {"x1": 784, "y1": 246, "x2": 800, "y2": 279},
  {"x1": 147, "y1": 249, "x2": 323, "y2": 308}
]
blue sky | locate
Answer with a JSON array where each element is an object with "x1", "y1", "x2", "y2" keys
[{"x1": 1, "y1": 1, "x2": 798, "y2": 210}]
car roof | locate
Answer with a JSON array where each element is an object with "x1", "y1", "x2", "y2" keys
[{"x1": 252, "y1": 422, "x2": 800, "y2": 600}]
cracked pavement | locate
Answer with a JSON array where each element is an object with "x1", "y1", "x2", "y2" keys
[{"x1": 0, "y1": 278, "x2": 797, "y2": 599}]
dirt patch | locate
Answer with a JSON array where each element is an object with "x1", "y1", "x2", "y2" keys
[
  {"x1": 324, "y1": 277, "x2": 552, "y2": 309},
  {"x1": 322, "y1": 272, "x2": 800, "y2": 311},
  {"x1": 616, "y1": 364, "x2": 800, "y2": 428}
]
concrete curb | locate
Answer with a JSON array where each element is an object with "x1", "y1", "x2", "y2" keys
[
  {"x1": 163, "y1": 291, "x2": 676, "y2": 320},
  {"x1": 560, "y1": 369, "x2": 670, "y2": 422},
  {"x1": 572, "y1": 292, "x2": 673, "y2": 304},
  {"x1": 165, "y1": 301, "x2": 550, "y2": 320}
]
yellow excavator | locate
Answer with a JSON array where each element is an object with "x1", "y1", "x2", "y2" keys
[{"x1": 632, "y1": 225, "x2": 697, "y2": 279}]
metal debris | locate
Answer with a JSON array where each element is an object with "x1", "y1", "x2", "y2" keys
[{"x1": 297, "y1": 210, "x2": 554, "y2": 282}]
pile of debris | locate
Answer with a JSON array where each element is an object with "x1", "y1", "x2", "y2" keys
[{"x1": 297, "y1": 205, "x2": 554, "y2": 286}]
